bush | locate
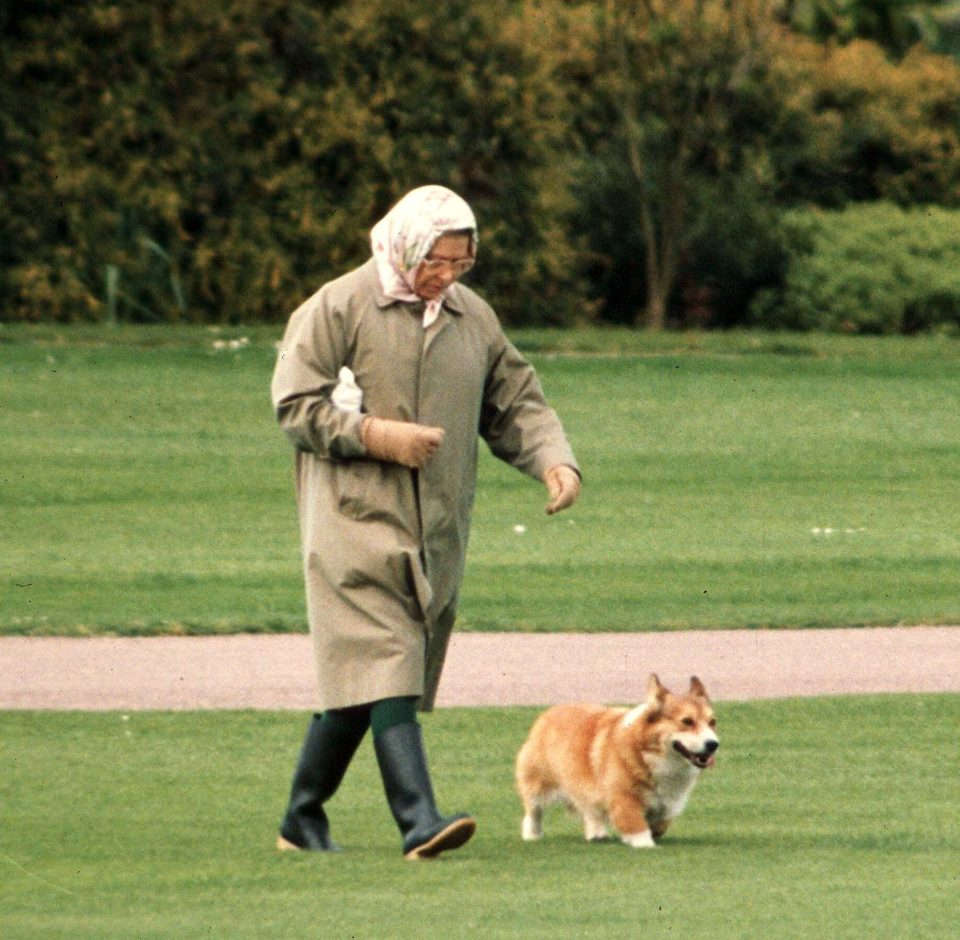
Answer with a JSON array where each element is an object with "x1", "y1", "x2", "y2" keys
[
  {"x1": 0, "y1": 0, "x2": 587, "y2": 327},
  {"x1": 772, "y1": 36, "x2": 960, "y2": 208},
  {"x1": 750, "y1": 202, "x2": 960, "y2": 333}
]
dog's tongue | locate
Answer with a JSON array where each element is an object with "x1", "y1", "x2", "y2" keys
[{"x1": 675, "y1": 742, "x2": 717, "y2": 768}]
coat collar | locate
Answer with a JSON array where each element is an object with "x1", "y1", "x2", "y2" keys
[{"x1": 365, "y1": 258, "x2": 466, "y2": 317}]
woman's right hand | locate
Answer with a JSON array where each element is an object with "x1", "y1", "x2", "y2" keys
[{"x1": 361, "y1": 417, "x2": 445, "y2": 469}]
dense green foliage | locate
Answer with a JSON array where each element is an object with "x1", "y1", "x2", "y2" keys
[
  {"x1": 752, "y1": 202, "x2": 960, "y2": 332},
  {"x1": 3, "y1": 699, "x2": 959, "y2": 937},
  {"x1": 3, "y1": 326, "x2": 959, "y2": 636},
  {"x1": 3, "y1": 1, "x2": 960, "y2": 329}
]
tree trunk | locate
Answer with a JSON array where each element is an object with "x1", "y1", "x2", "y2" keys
[
  {"x1": 645, "y1": 282, "x2": 668, "y2": 331},
  {"x1": 637, "y1": 184, "x2": 676, "y2": 331}
]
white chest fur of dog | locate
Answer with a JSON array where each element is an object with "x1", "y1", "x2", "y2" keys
[{"x1": 515, "y1": 674, "x2": 719, "y2": 848}]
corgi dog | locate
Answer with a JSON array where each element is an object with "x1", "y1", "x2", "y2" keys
[{"x1": 515, "y1": 674, "x2": 718, "y2": 848}]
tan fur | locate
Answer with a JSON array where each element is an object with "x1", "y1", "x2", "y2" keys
[{"x1": 515, "y1": 674, "x2": 719, "y2": 848}]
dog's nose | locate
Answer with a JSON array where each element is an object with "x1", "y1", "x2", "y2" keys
[{"x1": 703, "y1": 739, "x2": 719, "y2": 754}]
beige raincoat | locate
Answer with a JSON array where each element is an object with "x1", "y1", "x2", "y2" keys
[{"x1": 271, "y1": 200, "x2": 578, "y2": 712}]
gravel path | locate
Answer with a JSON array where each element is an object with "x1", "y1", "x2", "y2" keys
[{"x1": 2, "y1": 626, "x2": 958, "y2": 710}]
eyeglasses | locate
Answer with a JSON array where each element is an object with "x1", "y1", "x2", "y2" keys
[{"x1": 421, "y1": 255, "x2": 475, "y2": 277}]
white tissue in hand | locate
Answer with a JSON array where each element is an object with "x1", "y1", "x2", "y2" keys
[{"x1": 331, "y1": 366, "x2": 363, "y2": 413}]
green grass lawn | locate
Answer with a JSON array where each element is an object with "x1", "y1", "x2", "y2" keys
[
  {"x1": 2, "y1": 697, "x2": 958, "y2": 939},
  {"x1": 2, "y1": 324, "x2": 959, "y2": 634}
]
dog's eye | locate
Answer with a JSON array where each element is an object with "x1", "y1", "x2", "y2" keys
[
  {"x1": 709, "y1": 718, "x2": 717, "y2": 729},
  {"x1": 682, "y1": 717, "x2": 695, "y2": 727}
]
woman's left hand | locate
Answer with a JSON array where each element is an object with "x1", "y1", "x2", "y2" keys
[{"x1": 544, "y1": 465, "x2": 581, "y2": 516}]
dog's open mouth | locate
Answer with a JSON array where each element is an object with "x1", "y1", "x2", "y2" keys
[{"x1": 673, "y1": 741, "x2": 717, "y2": 769}]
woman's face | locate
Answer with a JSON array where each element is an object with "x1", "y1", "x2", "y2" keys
[{"x1": 412, "y1": 234, "x2": 474, "y2": 301}]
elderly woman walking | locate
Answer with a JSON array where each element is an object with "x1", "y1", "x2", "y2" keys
[{"x1": 271, "y1": 185, "x2": 581, "y2": 859}]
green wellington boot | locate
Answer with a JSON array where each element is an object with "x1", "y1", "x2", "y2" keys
[
  {"x1": 373, "y1": 721, "x2": 476, "y2": 860},
  {"x1": 277, "y1": 713, "x2": 368, "y2": 852}
]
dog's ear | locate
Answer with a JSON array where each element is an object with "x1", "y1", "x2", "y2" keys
[
  {"x1": 689, "y1": 676, "x2": 710, "y2": 701},
  {"x1": 645, "y1": 673, "x2": 668, "y2": 710}
]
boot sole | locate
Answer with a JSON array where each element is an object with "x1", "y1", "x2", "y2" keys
[
  {"x1": 276, "y1": 834, "x2": 345, "y2": 853},
  {"x1": 404, "y1": 817, "x2": 476, "y2": 860}
]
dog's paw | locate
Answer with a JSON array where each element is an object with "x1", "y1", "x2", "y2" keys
[
  {"x1": 521, "y1": 816, "x2": 543, "y2": 841},
  {"x1": 584, "y1": 820, "x2": 610, "y2": 842},
  {"x1": 621, "y1": 830, "x2": 657, "y2": 849}
]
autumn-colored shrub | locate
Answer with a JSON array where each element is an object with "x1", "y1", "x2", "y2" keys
[
  {"x1": 0, "y1": 0, "x2": 587, "y2": 326},
  {"x1": 772, "y1": 35, "x2": 960, "y2": 207}
]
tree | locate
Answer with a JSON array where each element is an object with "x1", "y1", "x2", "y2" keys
[{"x1": 596, "y1": 0, "x2": 782, "y2": 329}]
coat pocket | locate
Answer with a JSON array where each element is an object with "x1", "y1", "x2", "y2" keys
[{"x1": 333, "y1": 458, "x2": 411, "y2": 528}]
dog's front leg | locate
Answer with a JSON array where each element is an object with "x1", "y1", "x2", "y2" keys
[
  {"x1": 581, "y1": 806, "x2": 609, "y2": 842},
  {"x1": 608, "y1": 796, "x2": 656, "y2": 849},
  {"x1": 621, "y1": 829, "x2": 656, "y2": 848}
]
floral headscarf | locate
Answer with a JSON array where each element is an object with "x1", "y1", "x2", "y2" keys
[{"x1": 370, "y1": 185, "x2": 477, "y2": 325}]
